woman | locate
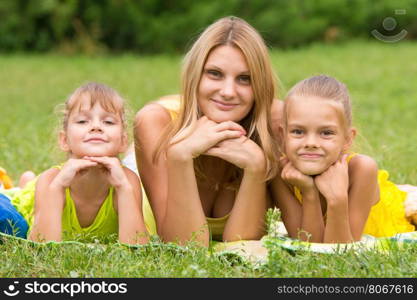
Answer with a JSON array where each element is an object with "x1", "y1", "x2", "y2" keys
[{"x1": 128, "y1": 16, "x2": 283, "y2": 246}]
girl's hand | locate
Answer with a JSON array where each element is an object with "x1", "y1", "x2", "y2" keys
[
  {"x1": 314, "y1": 154, "x2": 349, "y2": 205},
  {"x1": 204, "y1": 136, "x2": 266, "y2": 174},
  {"x1": 168, "y1": 116, "x2": 246, "y2": 160},
  {"x1": 280, "y1": 157, "x2": 316, "y2": 193},
  {"x1": 52, "y1": 158, "x2": 98, "y2": 188},
  {"x1": 84, "y1": 156, "x2": 129, "y2": 189}
]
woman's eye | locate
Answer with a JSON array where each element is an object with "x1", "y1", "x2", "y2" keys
[
  {"x1": 238, "y1": 75, "x2": 251, "y2": 84},
  {"x1": 207, "y1": 69, "x2": 222, "y2": 78},
  {"x1": 76, "y1": 120, "x2": 87, "y2": 124}
]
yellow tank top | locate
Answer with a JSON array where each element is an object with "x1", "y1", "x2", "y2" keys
[
  {"x1": 156, "y1": 95, "x2": 229, "y2": 241},
  {"x1": 155, "y1": 95, "x2": 181, "y2": 120},
  {"x1": 11, "y1": 174, "x2": 118, "y2": 240},
  {"x1": 292, "y1": 153, "x2": 415, "y2": 237},
  {"x1": 61, "y1": 187, "x2": 118, "y2": 240},
  {"x1": 141, "y1": 186, "x2": 157, "y2": 235}
]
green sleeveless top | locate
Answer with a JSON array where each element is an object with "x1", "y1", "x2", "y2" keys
[
  {"x1": 61, "y1": 187, "x2": 118, "y2": 240},
  {"x1": 11, "y1": 174, "x2": 118, "y2": 241}
]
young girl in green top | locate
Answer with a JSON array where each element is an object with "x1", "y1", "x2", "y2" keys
[{"x1": 12, "y1": 82, "x2": 149, "y2": 244}]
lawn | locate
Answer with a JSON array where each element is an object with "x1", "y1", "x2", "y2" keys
[{"x1": 1, "y1": 40, "x2": 417, "y2": 277}]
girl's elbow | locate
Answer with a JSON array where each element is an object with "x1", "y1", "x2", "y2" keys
[{"x1": 29, "y1": 230, "x2": 61, "y2": 243}]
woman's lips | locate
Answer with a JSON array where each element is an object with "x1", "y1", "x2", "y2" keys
[{"x1": 211, "y1": 99, "x2": 237, "y2": 111}]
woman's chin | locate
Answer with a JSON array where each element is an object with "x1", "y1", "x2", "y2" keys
[
  {"x1": 206, "y1": 114, "x2": 240, "y2": 123},
  {"x1": 202, "y1": 109, "x2": 246, "y2": 123}
]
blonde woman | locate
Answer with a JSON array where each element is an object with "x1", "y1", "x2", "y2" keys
[{"x1": 127, "y1": 16, "x2": 283, "y2": 246}]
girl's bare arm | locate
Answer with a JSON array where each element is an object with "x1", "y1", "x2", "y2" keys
[
  {"x1": 317, "y1": 155, "x2": 378, "y2": 242},
  {"x1": 29, "y1": 169, "x2": 65, "y2": 242},
  {"x1": 116, "y1": 168, "x2": 149, "y2": 244},
  {"x1": 346, "y1": 155, "x2": 379, "y2": 241},
  {"x1": 270, "y1": 174, "x2": 325, "y2": 241}
]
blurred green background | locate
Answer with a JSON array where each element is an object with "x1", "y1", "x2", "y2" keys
[{"x1": 1, "y1": 0, "x2": 416, "y2": 54}]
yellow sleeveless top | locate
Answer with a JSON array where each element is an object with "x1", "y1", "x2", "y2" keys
[
  {"x1": 293, "y1": 153, "x2": 415, "y2": 238},
  {"x1": 11, "y1": 174, "x2": 118, "y2": 240},
  {"x1": 61, "y1": 187, "x2": 118, "y2": 240},
  {"x1": 11, "y1": 164, "x2": 158, "y2": 240},
  {"x1": 156, "y1": 95, "x2": 230, "y2": 241}
]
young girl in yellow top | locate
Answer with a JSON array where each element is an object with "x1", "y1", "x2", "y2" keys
[
  {"x1": 12, "y1": 82, "x2": 149, "y2": 244},
  {"x1": 271, "y1": 75, "x2": 417, "y2": 243}
]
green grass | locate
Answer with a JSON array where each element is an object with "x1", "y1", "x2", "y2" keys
[{"x1": 1, "y1": 40, "x2": 417, "y2": 277}]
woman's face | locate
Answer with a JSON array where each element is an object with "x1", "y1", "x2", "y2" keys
[{"x1": 197, "y1": 45, "x2": 254, "y2": 123}]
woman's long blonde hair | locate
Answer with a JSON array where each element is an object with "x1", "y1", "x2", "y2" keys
[{"x1": 155, "y1": 16, "x2": 279, "y2": 186}]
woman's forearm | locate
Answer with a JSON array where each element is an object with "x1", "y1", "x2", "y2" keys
[
  {"x1": 161, "y1": 147, "x2": 209, "y2": 246},
  {"x1": 223, "y1": 168, "x2": 268, "y2": 241}
]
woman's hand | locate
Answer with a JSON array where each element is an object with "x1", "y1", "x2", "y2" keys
[
  {"x1": 280, "y1": 157, "x2": 316, "y2": 194},
  {"x1": 51, "y1": 158, "x2": 98, "y2": 188},
  {"x1": 168, "y1": 116, "x2": 246, "y2": 161},
  {"x1": 314, "y1": 154, "x2": 349, "y2": 205},
  {"x1": 84, "y1": 156, "x2": 129, "y2": 190},
  {"x1": 204, "y1": 136, "x2": 266, "y2": 174}
]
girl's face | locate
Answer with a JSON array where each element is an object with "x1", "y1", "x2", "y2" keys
[
  {"x1": 198, "y1": 45, "x2": 254, "y2": 123},
  {"x1": 60, "y1": 97, "x2": 127, "y2": 158},
  {"x1": 284, "y1": 96, "x2": 351, "y2": 175}
]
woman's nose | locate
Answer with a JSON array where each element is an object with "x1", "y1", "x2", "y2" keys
[{"x1": 219, "y1": 78, "x2": 236, "y2": 99}]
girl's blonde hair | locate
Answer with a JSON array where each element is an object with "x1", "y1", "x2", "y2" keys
[
  {"x1": 155, "y1": 16, "x2": 279, "y2": 186},
  {"x1": 284, "y1": 75, "x2": 352, "y2": 129},
  {"x1": 61, "y1": 82, "x2": 127, "y2": 131}
]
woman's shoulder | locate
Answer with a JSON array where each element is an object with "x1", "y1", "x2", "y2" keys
[
  {"x1": 135, "y1": 95, "x2": 179, "y2": 128},
  {"x1": 271, "y1": 98, "x2": 284, "y2": 135},
  {"x1": 271, "y1": 98, "x2": 284, "y2": 115},
  {"x1": 271, "y1": 98, "x2": 284, "y2": 116}
]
